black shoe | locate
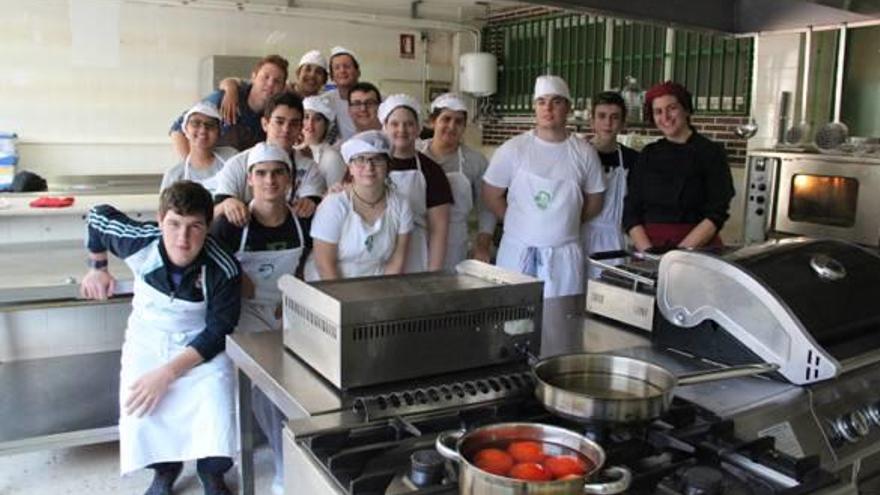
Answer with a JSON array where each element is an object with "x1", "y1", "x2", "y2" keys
[
  {"x1": 143, "y1": 463, "x2": 183, "y2": 495},
  {"x1": 198, "y1": 472, "x2": 232, "y2": 495}
]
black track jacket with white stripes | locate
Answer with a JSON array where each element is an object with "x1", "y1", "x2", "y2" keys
[{"x1": 85, "y1": 204, "x2": 242, "y2": 361}]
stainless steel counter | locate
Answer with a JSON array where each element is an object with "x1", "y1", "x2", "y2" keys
[
  {"x1": 226, "y1": 295, "x2": 798, "y2": 495},
  {"x1": 0, "y1": 240, "x2": 134, "y2": 304}
]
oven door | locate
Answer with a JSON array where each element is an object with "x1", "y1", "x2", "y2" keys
[{"x1": 775, "y1": 158, "x2": 880, "y2": 246}]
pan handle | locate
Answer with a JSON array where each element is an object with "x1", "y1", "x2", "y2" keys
[
  {"x1": 435, "y1": 429, "x2": 465, "y2": 462},
  {"x1": 583, "y1": 466, "x2": 631, "y2": 494},
  {"x1": 677, "y1": 363, "x2": 779, "y2": 386}
]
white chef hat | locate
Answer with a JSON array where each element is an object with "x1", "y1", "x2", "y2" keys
[
  {"x1": 247, "y1": 142, "x2": 292, "y2": 171},
  {"x1": 298, "y1": 49, "x2": 327, "y2": 71},
  {"x1": 341, "y1": 130, "x2": 391, "y2": 163},
  {"x1": 378, "y1": 93, "x2": 421, "y2": 124},
  {"x1": 303, "y1": 95, "x2": 336, "y2": 122},
  {"x1": 183, "y1": 101, "x2": 221, "y2": 133},
  {"x1": 330, "y1": 46, "x2": 358, "y2": 64},
  {"x1": 533, "y1": 75, "x2": 573, "y2": 103},
  {"x1": 430, "y1": 93, "x2": 468, "y2": 114}
]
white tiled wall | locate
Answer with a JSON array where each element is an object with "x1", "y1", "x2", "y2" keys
[
  {"x1": 750, "y1": 33, "x2": 803, "y2": 150},
  {"x1": 0, "y1": 0, "x2": 468, "y2": 178}
]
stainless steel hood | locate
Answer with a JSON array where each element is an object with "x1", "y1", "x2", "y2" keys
[{"x1": 517, "y1": 0, "x2": 879, "y2": 33}]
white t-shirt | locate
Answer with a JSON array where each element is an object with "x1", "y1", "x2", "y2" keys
[
  {"x1": 160, "y1": 147, "x2": 237, "y2": 192},
  {"x1": 484, "y1": 131, "x2": 605, "y2": 195},
  {"x1": 327, "y1": 89, "x2": 357, "y2": 143},
  {"x1": 310, "y1": 143, "x2": 347, "y2": 189},
  {"x1": 307, "y1": 189, "x2": 414, "y2": 279},
  {"x1": 213, "y1": 144, "x2": 325, "y2": 202}
]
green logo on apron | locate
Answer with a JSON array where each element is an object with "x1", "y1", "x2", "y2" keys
[
  {"x1": 364, "y1": 235, "x2": 374, "y2": 252},
  {"x1": 534, "y1": 190, "x2": 552, "y2": 210}
]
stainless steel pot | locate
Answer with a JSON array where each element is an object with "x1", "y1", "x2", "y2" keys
[
  {"x1": 534, "y1": 353, "x2": 778, "y2": 423},
  {"x1": 435, "y1": 422, "x2": 631, "y2": 494}
]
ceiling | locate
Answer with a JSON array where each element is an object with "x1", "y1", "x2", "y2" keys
[{"x1": 516, "y1": 0, "x2": 880, "y2": 33}]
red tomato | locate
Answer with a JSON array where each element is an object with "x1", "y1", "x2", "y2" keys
[
  {"x1": 557, "y1": 473, "x2": 583, "y2": 481},
  {"x1": 544, "y1": 455, "x2": 588, "y2": 479},
  {"x1": 509, "y1": 462, "x2": 553, "y2": 482},
  {"x1": 507, "y1": 441, "x2": 546, "y2": 463},
  {"x1": 473, "y1": 448, "x2": 514, "y2": 476}
]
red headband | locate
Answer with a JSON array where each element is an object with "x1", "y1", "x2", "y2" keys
[{"x1": 644, "y1": 81, "x2": 693, "y2": 123}]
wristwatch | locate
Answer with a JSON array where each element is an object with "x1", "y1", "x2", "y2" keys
[{"x1": 87, "y1": 258, "x2": 109, "y2": 270}]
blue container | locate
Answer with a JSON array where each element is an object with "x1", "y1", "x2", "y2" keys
[{"x1": 0, "y1": 132, "x2": 18, "y2": 190}]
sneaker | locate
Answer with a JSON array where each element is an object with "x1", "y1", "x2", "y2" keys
[
  {"x1": 143, "y1": 463, "x2": 183, "y2": 495},
  {"x1": 198, "y1": 472, "x2": 232, "y2": 495}
]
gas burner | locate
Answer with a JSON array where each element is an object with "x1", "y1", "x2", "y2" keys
[{"x1": 297, "y1": 397, "x2": 840, "y2": 495}]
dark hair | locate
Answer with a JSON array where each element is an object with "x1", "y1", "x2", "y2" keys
[
  {"x1": 347, "y1": 81, "x2": 381, "y2": 104},
  {"x1": 429, "y1": 107, "x2": 468, "y2": 122},
  {"x1": 159, "y1": 181, "x2": 213, "y2": 224},
  {"x1": 592, "y1": 91, "x2": 627, "y2": 119},
  {"x1": 263, "y1": 91, "x2": 304, "y2": 119},
  {"x1": 253, "y1": 54, "x2": 290, "y2": 83},
  {"x1": 329, "y1": 52, "x2": 360, "y2": 80}
]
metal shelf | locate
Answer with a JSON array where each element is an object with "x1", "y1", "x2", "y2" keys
[{"x1": 0, "y1": 351, "x2": 120, "y2": 455}]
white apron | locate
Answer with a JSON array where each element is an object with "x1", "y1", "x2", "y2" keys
[
  {"x1": 235, "y1": 212, "x2": 305, "y2": 332},
  {"x1": 583, "y1": 149, "x2": 628, "y2": 278},
  {"x1": 444, "y1": 147, "x2": 473, "y2": 271},
  {"x1": 119, "y1": 267, "x2": 234, "y2": 474},
  {"x1": 304, "y1": 191, "x2": 400, "y2": 280},
  {"x1": 183, "y1": 152, "x2": 225, "y2": 195},
  {"x1": 389, "y1": 155, "x2": 429, "y2": 273},
  {"x1": 496, "y1": 135, "x2": 585, "y2": 298}
]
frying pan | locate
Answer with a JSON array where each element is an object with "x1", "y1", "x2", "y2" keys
[{"x1": 533, "y1": 353, "x2": 778, "y2": 424}]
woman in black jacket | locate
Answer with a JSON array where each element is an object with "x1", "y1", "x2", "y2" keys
[{"x1": 623, "y1": 81, "x2": 735, "y2": 251}]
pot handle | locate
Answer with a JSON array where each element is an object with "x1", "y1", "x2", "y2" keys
[
  {"x1": 677, "y1": 362, "x2": 779, "y2": 386},
  {"x1": 583, "y1": 466, "x2": 631, "y2": 495},
  {"x1": 435, "y1": 429, "x2": 465, "y2": 462}
]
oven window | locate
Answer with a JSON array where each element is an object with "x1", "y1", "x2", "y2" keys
[{"x1": 788, "y1": 174, "x2": 858, "y2": 227}]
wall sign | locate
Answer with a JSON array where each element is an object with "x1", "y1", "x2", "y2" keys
[{"x1": 399, "y1": 34, "x2": 415, "y2": 59}]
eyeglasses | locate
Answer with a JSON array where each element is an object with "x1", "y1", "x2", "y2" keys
[
  {"x1": 350, "y1": 100, "x2": 379, "y2": 110},
  {"x1": 351, "y1": 156, "x2": 389, "y2": 167},
  {"x1": 187, "y1": 119, "x2": 219, "y2": 131}
]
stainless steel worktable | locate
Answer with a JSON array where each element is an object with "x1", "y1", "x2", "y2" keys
[{"x1": 225, "y1": 295, "x2": 797, "y2": 495}]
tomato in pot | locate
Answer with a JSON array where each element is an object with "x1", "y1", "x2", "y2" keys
[
  {"x1": 473, "y1": 448, "x2": 514, "y2": 476},
  {"x1": 507, "y1": 440, "x2": 546, "y2": 463},
  {"x1": 544, "y1": 455, "x2": 588, "y2": 478},
  {"x1": 509, "y1": 462, "x2": 553, "y2": 481}
]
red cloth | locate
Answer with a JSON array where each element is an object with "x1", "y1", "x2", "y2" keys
[
  {"x1": 29, "y1": 196, "x2": 75, "y2": 208},
  {"x1": 643, "y1": 222, "x2": 723, "y2": 250}
]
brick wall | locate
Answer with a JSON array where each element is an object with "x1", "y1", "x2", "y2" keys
[{"x1": 481, "y1": 115, "x2": 751, "y2": 167}]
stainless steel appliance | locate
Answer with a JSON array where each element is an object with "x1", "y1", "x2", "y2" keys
[
  {"x1": 279, "y1": 261, "x2": 544, "y2": 389},
  {"x1": 651, "y1": 239, "x2": 880, "y2": 486},
  {"x1": 743, "y1": 150, "x2": 880, "y2": 246},
  {"x1": 585, "y1": 251, "x2": 658, "y2": 331}
]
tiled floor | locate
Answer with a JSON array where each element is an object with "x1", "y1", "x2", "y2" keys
[{"x1": 0, "y1": 441, "x2": 277, "y2": 494}]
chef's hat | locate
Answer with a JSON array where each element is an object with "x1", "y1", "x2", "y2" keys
[
  {"x1": 378, "y1": 94, "x2": 421, "y2": 124},
  {"x1": 533, "y1": 75, "x2": 573, "y2": 103},
  {"x1": 341, "y1": 130, "x2": 391, "y2": 163},
  {"x1": 330, "y1": 46, "x2": 359, "y2": 64},
  {"x1": 247, "y1": 142, "x2": 292, "y2": 171},
  {"x1": 298, "y1": 50, "x2": 327, "y2": 71},
  {"x1": 303, "y1": 95, "x2": 336, "y2": 122},
  {"x1": 430, "y1": 93, "x2": 468, "y2": 114},
  {"x1": 183, "y1": 102, "x2": 222, "y2": 137}
]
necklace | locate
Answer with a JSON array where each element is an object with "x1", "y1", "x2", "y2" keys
[{"x1": 351, "y1": 186, "x2": 386, "y2": 208}]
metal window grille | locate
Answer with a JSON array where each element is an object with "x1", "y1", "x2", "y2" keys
[{"x1": 484, "y1": 14, "x2": 753, "y2": 116}]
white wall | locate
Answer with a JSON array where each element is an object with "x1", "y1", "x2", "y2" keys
[
  {"x1": 750, "y1": 32, "x2": 803, "y2": 150},
  {"x1": 0, "y1": 0, "x2": 472, "y2": 178}
]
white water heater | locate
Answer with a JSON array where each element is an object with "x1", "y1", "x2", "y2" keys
[{"x1": 459, "y1": 52, "x2": 497, "y2": 96}]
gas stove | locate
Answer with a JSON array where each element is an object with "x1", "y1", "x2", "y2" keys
[{"x1": 287, "y1": 396, "x2": 845, "y2": 495}]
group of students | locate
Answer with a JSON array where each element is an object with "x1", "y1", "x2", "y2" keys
[{"x1": 79, "y1": 47, "x2": 735, "y2": 495}]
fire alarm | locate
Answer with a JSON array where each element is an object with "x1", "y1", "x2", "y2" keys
[{"x1": 400, "y1": 34, "x2": 415, "y2": 59}]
